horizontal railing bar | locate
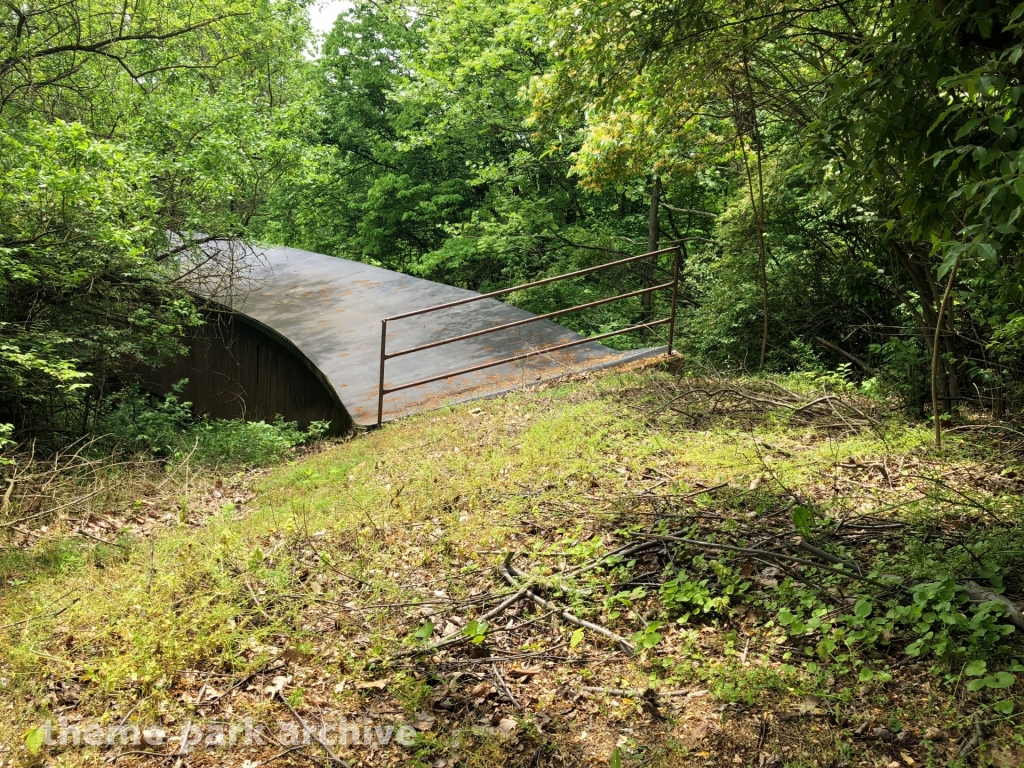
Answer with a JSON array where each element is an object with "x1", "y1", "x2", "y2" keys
[
  {"x1": 384, "y1": 280, "x2": 677, "y2": 360},
  {"x1": 382, "y1": 318, "x2": 671, "y2": 395},
  {"x1": 383, "y1": 246, "x2": 681, "y2": 322}
]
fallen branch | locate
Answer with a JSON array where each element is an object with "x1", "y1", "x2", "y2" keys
[
  {"x1": 264, "y1": 745, "x2": 310, "y2": 765},
  {"x1": 389, "y1": 585, "x2": 534, "y2": 662},
  {"x1": 499, "y1": 554, "x2": 635, "y2": 655},
  {"x1": 794, "y1": 540, "x2": 862, "y2": 574},
  {"x1": 657, "y1": 384, "x2": 875, "y2": 431},
  {"x1": 791, "y1": 394, "x2": 874, "y2": 426},
  {"x1": 0, "y1": 596, "x2": 80, "y2": 631},
  {"x1": 955, "y1": 711, "x2": 989, "y2": 759},
  {"x1": 244, "y1": 577, "x2": 274, "y2": 623},
  {"x1": 813, "y1": 337, "x2": 876, "y2": 375},
  {"x1": 1, "y1": 477, "x2": 13, "y2": 515},
  {"x1": 492, "y1": 663, "x2": 520, "y2": 709},
  {"x1": 568, "y1": 538, "x2": 665, "y2": 579},
  {"x1": 111, "y1": 750, "x2": 170, "y2": 761},
  {"x1": 581, "y1": 685, "x2": 645, "y2": 698},
  {"x1": 195, "y1": 655, "x2": 287, "y2": 707},
  {"x1": 75, "y1": 528, "x2": 125, "y2": 548},
  {"x1": 640, "y1": 534, "x2": 899, "y2": 590},
  {"x1": 430, "y1": 585, "x2": 534, "y2": 651},
  {"x1": 963, "y1": 580, "x2": 1024, "y2": 632},
  {"x1": 0, "y1": 487, "x2": 103, "y2": 529},
  {"x1": 277, "y1": 691, "x2": 350, "y2": 767}
]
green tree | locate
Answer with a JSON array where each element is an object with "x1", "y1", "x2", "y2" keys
[
  {"x1": 267, "y1": 0, "x2": 715, "y2": 348},
  {"x1": 1, "y1": 0, "x2": 315, "y2": 437},
  {"x1": 538, "y1": 0, "x2": 1024, "y2": 420}
]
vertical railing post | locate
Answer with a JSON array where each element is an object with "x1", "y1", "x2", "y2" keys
[
  {"x1": 667, "y1": 246, "x2": 681, "y2": 356},
  {"x1": 377, "y1": 318, "x2": 387, "y2": 427}
]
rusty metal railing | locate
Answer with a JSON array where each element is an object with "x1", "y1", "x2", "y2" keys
[{"x1": 376, "y1": 246, "x2": 682, "y2": 426}]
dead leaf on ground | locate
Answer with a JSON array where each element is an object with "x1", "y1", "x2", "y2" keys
[
  {"x1": 264, "y1": 675, "x2": 291, "y2": 696},
  {"x1": 507, "y1": 665, "x2": 542, "y2": 678},
  {"x1": 412, "y1": 713, "x2": 436, "y2": 731},
  {"x1": 282, "y1": 646, "x2": 312, "y2": 664},
  {"x1": 355, "y1": 679, "x2": 388, "y2": 690},
  {"x1": 985, "y1": 744, "x2": 1024, "y2": 767},
  {"x1": 680, "y1": 718, "x2": 716, "y2": 750}
]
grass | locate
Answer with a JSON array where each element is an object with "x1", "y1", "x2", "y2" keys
[{"x1": 2, "y1": 362, "x2": 1024, "y2": 767}]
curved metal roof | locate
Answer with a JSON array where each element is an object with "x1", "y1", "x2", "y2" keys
[{"x1": 196, "y1": 244, "x2": 660, "y2": 426}]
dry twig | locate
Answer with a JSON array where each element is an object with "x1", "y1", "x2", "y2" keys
[{"x1": 499, "y1": 554, "x2": 635, "y2": 655}]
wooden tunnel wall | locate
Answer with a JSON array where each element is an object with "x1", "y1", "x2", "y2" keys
[{"x1": 144, "y1": 312, "x2": 352, "y2": 435}]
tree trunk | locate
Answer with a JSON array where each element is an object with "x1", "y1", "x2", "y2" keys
[
  {"x1": 891, "y1": 242, "x2": 960, "y2": 416},
  {"x1": 931, "y1": 256, "x2": 960, "y2": 447},
  {"x1": 640, "y1": 176, "x2": 660, "y2": 335},
  {"x1": 737, "y1": 56, "x2": 769, "y2": 371}
]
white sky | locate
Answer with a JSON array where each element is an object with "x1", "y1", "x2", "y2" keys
[{"x1": 309, "y1": 0, "x2": 352, "y2": 35}]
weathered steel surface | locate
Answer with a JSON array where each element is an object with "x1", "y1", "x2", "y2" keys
[
  {"x1": 182, "y1": 244, "x2": 660, "y2": 427},
  {"x1": 232, "y1": 246, "x2": 659, "y2": 425},
  {"x1": 145, "y1": 311, "x2": 353, "y2": 435}
]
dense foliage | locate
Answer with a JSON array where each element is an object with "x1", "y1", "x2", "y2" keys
[
  {"x1": 262, "y1": 0, "x2": 707, "y2": 345},
  {"x1": 264, "y1": 0, "x2": 1024, "y2": 421},
  {"x1": 1, "y1": 0, "x2": 314, "y2": 438},
  {"x1": 535, "y1": 0, "x2": 1024, "y2": 414},
  {"x1": 4, "y1": 0, "x2": 1024, "y2": 444}
]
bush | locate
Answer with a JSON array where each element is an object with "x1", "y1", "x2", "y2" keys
[
  {"x1": 186, "y1": 417, "x2": 329, "y2": 468},
  {"x1": 96, "y1": 383, "x2": 329, "y2": 468}
]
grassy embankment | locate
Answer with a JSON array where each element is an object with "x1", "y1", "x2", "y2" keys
[{"x1": 2, "y1": 362, "x2": 1024, "y2": 767}]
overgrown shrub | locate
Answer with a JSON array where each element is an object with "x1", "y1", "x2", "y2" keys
[
  {"x1": 186, "y1": 417, "x2": 329, "y2": 468},
  {"x1": 97, "y1": 384, "x2": 329, "y2": 469}
]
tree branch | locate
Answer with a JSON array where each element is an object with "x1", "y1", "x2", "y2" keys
[
  {"x1": 1, "y1": 14, "x2": 246, "y2": 75},
  {"x1": 659, "y1": 203, "x2": 719, "y2": 218}
]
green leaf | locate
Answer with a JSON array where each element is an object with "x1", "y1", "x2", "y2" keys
[
  {"x1": 986, "y1": 671, "x2": 1016, "y2": 689},
  {"x1": 854, "y1": 599, "x2": 873, "y2": 620},
  {"x1": 462, "y1": 619, "x2": 488, "y2": 642},
  {"x1": 967, "y1": 678, "x2": 987, "y2": 692},
  {"x1": 994, "y1": 699, "x2": 1015, "y2": 715},
  {"x1": 938, "y1": 244, "x2": 966, "y2": 278},
  {"x1": 976, "y1": 242, "x2": 997, "y2": 263},
  {"x1": 610, "y1": 746, "x2": 622, "y2": 768},
  {"x1": 955, "y1": 117, "x2": 984, "y2": 141},
  {"x1": 469, "y1": 621, "x2": 489, "y2": 644},
  {"x1": 641, "y1": 631, "x2": 663, "y2": 649},
  {"x1": 965, "y1": 659, "x2": 987, "y2": 677},
  {"x1": 792, "y1": 506, "x2": 813, "y2": 536},
  {"x1": 25, "y1": 726, "x2": 45, "y2": 755},
  {"x1": 570, "y1": 628, "x2": 585, "y2": 649},
  {"x1": 413, "y1": 621, "x2": 434, "y2": 641}
]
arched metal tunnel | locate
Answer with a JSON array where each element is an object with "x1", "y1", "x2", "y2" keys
[{"x1": 145, "y1": 244, "x2": 667, "y2": 433}]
